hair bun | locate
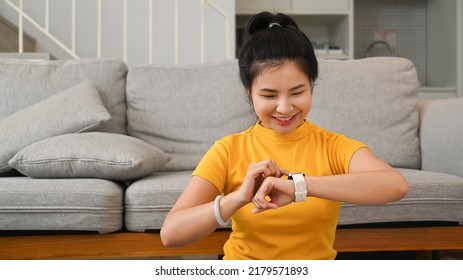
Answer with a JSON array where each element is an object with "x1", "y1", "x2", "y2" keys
[{"x1": 247, "y1": 12, "x2": 300, "y2": 36}]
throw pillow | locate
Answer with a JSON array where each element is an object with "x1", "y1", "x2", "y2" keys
[
  {"x1": 0, "y1": 82, "x2": 111, "y2": 174},
  {"x1": 9, "y1": 132, "x2": 171, "y2": 181}
]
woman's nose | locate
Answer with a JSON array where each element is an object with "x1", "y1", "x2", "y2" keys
[{"x1": 276, "y1": 98, "x2": 292, "y2": 114}]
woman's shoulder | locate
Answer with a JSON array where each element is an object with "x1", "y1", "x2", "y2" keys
[
  {"x1": 217, "y1": 125, "x2": 255, "y2": 144},
  {"x1": 308, "y1": 121, "x2": 356, "y2": 143},
  {"x1": 308, "y1": 121, "x2": 342, "y2": 137},
  {"x1": 308, "y1": 121, "x2": 367, "y2": 149}
]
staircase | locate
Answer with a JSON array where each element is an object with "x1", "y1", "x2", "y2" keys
[
  {"x1": 0, "y1": 14, "x2": 34, "y2": 52},
  {"x1": 0, "y1": 0, "x2": 234, "y2": 67},
  {"x1": 0, "y1": 15, "x2": 51, "y2": 60}
]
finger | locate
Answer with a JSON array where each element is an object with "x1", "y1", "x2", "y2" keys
[
  {"x1": 252, "y1": 195, "x2": 270, "y2": 211},
  {"x1": 251, "y1": 183, "x2": 270, "y2": 208},
  {"x1": 261, "y1": 160, "x2": 275, "y2": 178},
  {"x1": 251, "y1": 196, "x2": 266, "y2": 209},
  {"x1": 253, "y1": 179, "x2": 275, "y2": 204},
  {"x1": 249, "y1": 161, "x2": 273, "y2": 179},
  {"x1": 265, "y1": 159, "x2": 290, "y2": 178},
  {"x1": 279, "y1": 168, "x2": 290, "y2": 177},
  {"x1": 252, "y1": 185, "x2": 269, "y2": 207},
  {"x1": 252, "y1": 202, "x2": 278, "y2": 214}
]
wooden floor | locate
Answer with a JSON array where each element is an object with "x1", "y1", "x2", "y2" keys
[{"x1": 1, "y1": 226, "x2": 463, "y2": 259}]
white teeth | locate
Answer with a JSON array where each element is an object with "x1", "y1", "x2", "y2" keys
[{"x1": 276, "y1": 116, "x2": 293, "y2": 121}]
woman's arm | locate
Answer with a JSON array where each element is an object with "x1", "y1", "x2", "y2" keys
[
  {"x1": 308, "y1": 147, "x2": 408, "y2": 204},
  {"x1": 160, "y1": 176, "x2": 242, "y2": 247},
  {"x1": 161, "y1": 159, "x2": 288, "y2": 247},
  {"x1": 252, "y1": 147, "x2": 409, "y2": 212}
]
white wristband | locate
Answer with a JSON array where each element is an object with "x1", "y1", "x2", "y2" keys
[
  {"x1": 214, "y1": 195, "x2": 229, "y2": 227},
  {"x1": 289, "y1": 172, "x2": 307, "y2": 202}
]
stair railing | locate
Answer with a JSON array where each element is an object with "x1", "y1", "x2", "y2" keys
[
  {"x1": 4, "y1": 0, "x2": 79, "y2": 59},
  {"x1": 2, "y1": 0, "x2": 232, "y2": 64}
]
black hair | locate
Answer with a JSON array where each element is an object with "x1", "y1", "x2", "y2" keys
[{"x1": 238, "y1": 12, "x2": 318, "y2": 93}]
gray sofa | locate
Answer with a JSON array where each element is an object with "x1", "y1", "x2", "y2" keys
[{"x1": 0, "y1": 57, "x2": 462, "y2": 259}]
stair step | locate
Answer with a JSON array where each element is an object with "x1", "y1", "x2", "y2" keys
[{"x1": 0, "y1": 52, "x2": 50, "y2": 61}]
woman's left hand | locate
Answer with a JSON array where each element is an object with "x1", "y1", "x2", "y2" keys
[{"x1": 252, "y1": 177, "x2": 296, "y2": 213}]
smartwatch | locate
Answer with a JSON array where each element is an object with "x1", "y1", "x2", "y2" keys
[{"x1": 288, "y1": 172, "x2": 307, "y2": 202}]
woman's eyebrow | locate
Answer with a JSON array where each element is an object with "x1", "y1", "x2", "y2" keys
[
  {"x1": 289, "y1": 84, "x2": 306, "y2": 91},
  {"x1": 258, "y1": 84, "x2": 307, "y2": 93},
  {"x1": 259, "y1": 88, "x2": 278, "y2": 93}
]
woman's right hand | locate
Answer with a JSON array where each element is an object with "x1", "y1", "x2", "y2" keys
[{"x1": 236, "y1": 159, "x2": 289, "y2": 205}]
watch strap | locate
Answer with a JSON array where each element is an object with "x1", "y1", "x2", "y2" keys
[{"x1": 289, "y1": 172, "x2": 307, "y2": 202}]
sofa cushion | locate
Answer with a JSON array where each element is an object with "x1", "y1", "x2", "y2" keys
[
  {"x1": 125, "y1": 168, "x2": 463, "y2": 232},
  {"x1": 0, "y1": 82, "x2": 111, "y2": 175},
  {"x1": 419, "y1": 98, "x2": 463, "y2": 178},
  {"x1": 126, "y1": 60, "x2": 256, "y2": 171},
  {"x1": 339, "y1": 168, "x2": 463, "y2": 225},
  {"x1": 124, "y1": 171, "x2": 192, "y2": 231},
  {"x1": 0, "y1": 58, "x2": 127, "y2": 134},
  {"x1": 9, "y1": 132, "x2": 171, "y2": 181},
  {"x1": 310, "y1": 57, "x2": 420, "y2": 169},
  {"x1": 0, "y1": 177, "x2": 124, "y2": 233}
]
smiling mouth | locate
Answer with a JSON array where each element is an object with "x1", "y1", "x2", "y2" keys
[{"x1": 273, "y1": 114, "x2": 297, "y2": 125}]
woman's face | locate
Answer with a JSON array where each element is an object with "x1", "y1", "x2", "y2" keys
[{"x1": 250, "y1": 61, "x2": 312, "y2": 134}]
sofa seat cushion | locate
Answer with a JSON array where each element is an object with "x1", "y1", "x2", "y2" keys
[
  {"x1": 124, "y1": 171, "x2": 192, "y2": 232},
  {"x1": 0, "y1": 58, "x2": 127, "y2": 134},
  {"x1": 339, "y1": 168, "x2": 463, "y2": 225},
  {"x1": 126, "y1": 60, "x2": 256, "y2": 171},
  {"x1": 126, "y1": 169, "x2": 463, "y2": 232},
  {"x1": 0, "y1": 177, "x2": 124, "y2": 233}
]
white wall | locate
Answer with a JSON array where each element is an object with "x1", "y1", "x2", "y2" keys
[{"x1": 0, "y1": 0, "x2": 235, "y2": 67}]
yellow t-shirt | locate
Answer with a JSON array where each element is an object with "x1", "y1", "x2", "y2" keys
[{"x1": 192, "y1": 121, "x2": 366, "y2": 259}]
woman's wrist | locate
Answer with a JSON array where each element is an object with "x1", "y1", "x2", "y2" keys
[
  {"x1": 216, "y1": 191, "x2": 249, "y2": 223},
  {"x1": 305, "y1": 176, "x2": 312, "y2": 197},
  {"x1": 226, "y1": 189, "x2": 251, "y2": 209}
]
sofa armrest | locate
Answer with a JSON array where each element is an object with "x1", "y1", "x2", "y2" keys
[{"x1": 419, "y1": 98, "x2": 463, "y2": 177}]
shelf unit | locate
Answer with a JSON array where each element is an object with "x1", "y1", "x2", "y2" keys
[
  {"x1": 353, "y1": 0, "x2": 461, "y2": 99},
  {"x1": 236, "y1": 0, "x2": 462, "y2": 99},
  {"x1": 424, "y1": 0, "x2": 460, "y2": 98},
  {"x1": 235, "y1": 0, "x2": 354, "y2": 60}
]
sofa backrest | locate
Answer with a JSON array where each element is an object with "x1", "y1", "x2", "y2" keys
[
  {"x1": 310, "y1": 57, "x2": 420, "y2": 169},
  {"x1": 126, "y1": 60, "x2": 256, "y2": 171},
  {"x1": 0, "y1": 58, "x2": 127, "y2": 134},
  {"x1": 127, "y1": 57, "x2": 420, "y2": 171}
]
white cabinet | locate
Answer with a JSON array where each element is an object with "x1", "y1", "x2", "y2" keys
[
  {"x1": 236, "y1": 0, "x2": 291, "y2": 13},
  {"x1": 235, "y1": 0, "x2": 462, "y2": 98},
  {"x1": 291, "y1": 0, "x2": 350, "y2": 12},
  {"x1": 235, "y1": 0, "x2": 354, "y2": 60},
  {"x1": 235, "y1": 0, "x2": 351, "y2": 13}
]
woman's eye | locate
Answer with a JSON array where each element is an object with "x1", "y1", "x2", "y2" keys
[
  {"x1": 261, "y1": 95, "x2": 276, "y2": 99},
  {"x1": 292, "y1": 91, "x2": 303, "y2": 96}
]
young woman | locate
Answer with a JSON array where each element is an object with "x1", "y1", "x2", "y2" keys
[{"x1": 160, "y1": 12, "x2": 408, "y2": 260}]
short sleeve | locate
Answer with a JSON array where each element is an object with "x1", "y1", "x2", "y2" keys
[
  {"x1": 192, "y1": 140, "x2": 230, "y2": 194},
  {"x1": 327, "y1": 134, "x2": 368, "y2": 175}
]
